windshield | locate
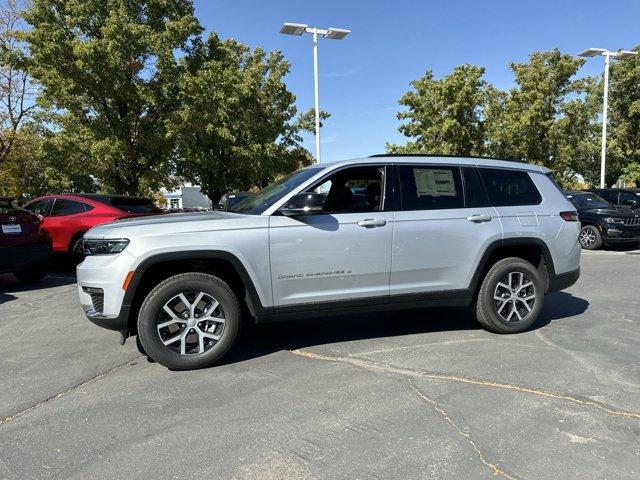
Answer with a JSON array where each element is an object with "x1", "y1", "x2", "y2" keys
[
  {"x1": 566, "y1": 193, "x2": 611, "y2": 210},
  {"x1": 231, "y1": 167, "x2": 323, "y2": 215}
]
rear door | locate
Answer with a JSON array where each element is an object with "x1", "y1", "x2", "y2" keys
[{"x1": 390, "y1": 165, "x2": 503, "y2": 296}]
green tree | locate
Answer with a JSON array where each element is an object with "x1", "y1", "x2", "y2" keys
[
  {"x1": 607, "y1": 48, "x2": 640, "y2": 186},
  {"x1": 485, "y1": 49, "x2": 593, "y2": 184},
  {"x1": 387, "y1": 64, "x2": 490, "y2": 155},
  {"x1": 23, "y1": 0, "x2": 201, "y2": 195},
  {"x1": 0, "y1": 0, "x2": 37, "y2": 165},
  {"x1": 172, "y1": 33, "x2": 312, "y2": 203}
]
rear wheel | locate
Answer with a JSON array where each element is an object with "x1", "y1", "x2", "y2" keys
[
  {"x1": 579, "y1": 225, "x2": 602, "y2": 250},
  {"x1": 13, "y1": 265, "x2": 47, "y2": 283},
  {"x1": 137, "y1": 273, "x2": 241, "y2": 370},
  {"x1": 474, "y1": 257, "x2": 544, "y2": 334}
]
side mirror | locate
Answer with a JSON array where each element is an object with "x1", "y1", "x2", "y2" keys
[{"x1": 280, "y1": 192, "x2": 325, "y2": 216}]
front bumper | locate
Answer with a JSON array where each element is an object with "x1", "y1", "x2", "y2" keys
[
  {"x1": 602, "y1": 226, "x2": 640, "y2": 244},
  {"x1": 0, "y1": 243, "x2": 51, "y2": 272},
  {"x1": 77, "y1": 251, "x2": 137, "y2": 332}
]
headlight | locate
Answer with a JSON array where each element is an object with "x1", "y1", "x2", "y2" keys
[
  {"x1": 603, "y1": 217, "x2": 624, "y2": 224},
  {"x1": 83, "y1": 238, "x2": 129, "y2": 255}
]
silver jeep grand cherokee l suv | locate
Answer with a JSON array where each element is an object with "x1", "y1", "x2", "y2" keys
[{"x1": 77, "y1": 155, "x2": 581, "y2": 370}]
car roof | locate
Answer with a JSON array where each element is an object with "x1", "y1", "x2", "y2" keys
[{"x1": 308, "y1": 155, "x2": 551, "y2": 174}]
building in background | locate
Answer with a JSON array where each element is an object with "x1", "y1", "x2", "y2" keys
[{"x1": 162, "y1": 185, "x2": 212, "y2": 210}]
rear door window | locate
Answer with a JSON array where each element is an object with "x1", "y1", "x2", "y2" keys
[
  {"x1": 50, "y1": 199, "x2": 87, "y2": 217},
  {"x1": 479, "y1": 168, "x2": 542, "y2": 206},
  {"x1": 398, "y1": 166, "x2": 464, "y2": 210},
  {"x1": 462, "y1": 167, "x2": 489, "y2": 208},
  {"x1": 25, "y1": 199, "x2": 52, "y2": 216}
]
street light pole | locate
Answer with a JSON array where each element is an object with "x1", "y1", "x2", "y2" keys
[
  {"x1": 578, "y1": 48, "x2": 638, "y2": 188},
  {"x1": 312, "y1": 28, "x2": 321, "y2": 164},
  {"x1": 279, "y1": 23, "x2": 351, "y2": 164},
  {"x1": 600, "y1": 53, "x2": 610, "y2": 189}
]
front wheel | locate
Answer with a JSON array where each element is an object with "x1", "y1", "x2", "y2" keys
[
  {"x1": 579, "y1": 225, "x2": 602, "y2": 250},
  {"x1": 137, "y1": 272, "x2": 241, "y2": 370},
  {"x1": 474, "y1": 257, "x2": 544, "y2": 334}
]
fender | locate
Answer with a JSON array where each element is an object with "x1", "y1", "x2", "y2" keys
[
  {"x1": 468, "y1": 237, "x2": 556, "y2": 293},
  {"x1": 122, "y1": 250, "x2": 268, "y2": 318}
]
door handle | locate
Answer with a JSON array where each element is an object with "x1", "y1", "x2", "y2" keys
[
  {"x1": 357, "y1": 218, "x2": 387, "y2": 228},
  {"x1": 466, "y1": 214, "x2": 492, "y2": 223}
]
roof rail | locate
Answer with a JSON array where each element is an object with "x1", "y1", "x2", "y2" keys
[{"x1": 368, "y1": 153, "x2": 527, "y2": 164}]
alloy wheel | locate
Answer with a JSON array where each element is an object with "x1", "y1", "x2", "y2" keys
[
  {"x1": 580, "y1": 228, "x2": 597, "y2": 248},
  {"x1": 493, "y1": 271, "x2": 537, "y2": 323},
  {"x1": 156, "y1": 291, "x2": 225, "y2": 355}
]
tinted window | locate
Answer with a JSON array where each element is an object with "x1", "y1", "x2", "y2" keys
[
  {"x1": 25, "y1": 199, "x2": 51, "y2": 216},
  {"x1": 566, "y1": 193, "x2": 610, "y2": 210},
  {"x1": 50, "y1": 199, "x2": 86, "y2": 217},
  {"x1": 399, "y1": 166, "x2": 464, "y2": 210},
  {"x1": 619, "y1": 192, "x2": 639, "y2": 206},
  {"x1": 462, "y1": 167, "x2": 489, "y2": 208},
  {"x1": 479, "y1": 168, "x2": 541, "y2": 206},
  {"x1": 109, "y1": 197, "x2": 161, "y2": 213},
  {"x1": 596, "y1": 190, "x2": 617, "y2": 203},
  {"x1": 306, "y1": 166, "x2": 384, "y2": 213}
]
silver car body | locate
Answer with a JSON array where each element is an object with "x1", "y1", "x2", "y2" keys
[{"x1": 77, "y1": 156, "x2": 580, "y2": 326}]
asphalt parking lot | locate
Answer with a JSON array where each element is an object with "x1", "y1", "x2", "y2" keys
[{"x1": 1, "y1": 248, "x2": 639, "y2": 480}]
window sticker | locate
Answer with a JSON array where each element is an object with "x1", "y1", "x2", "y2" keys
[{"x1": 414, "y1": 169, "x2": 456, "y2": 196}]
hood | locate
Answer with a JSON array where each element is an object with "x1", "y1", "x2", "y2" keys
[
  {"x1": 86, "y1": 211, "x2": 262, "y2": 239},
  {"x1": 581, "y1": 207, "x2": 640, "y2": 217}
]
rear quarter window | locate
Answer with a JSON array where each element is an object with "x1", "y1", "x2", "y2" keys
[{"x1": 479, "y1": 168, "x2": 542, "y2": 206}]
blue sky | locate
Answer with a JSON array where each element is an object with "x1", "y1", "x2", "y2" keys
[{"x1": 194, "y1": 0, "x2": 640, "y2": 162}]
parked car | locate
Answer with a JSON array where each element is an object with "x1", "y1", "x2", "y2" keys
[
  {"x1": 77, "y1": 155, "x2": 581, "y2": 370},
  {"x1": 565, "y1": 191, "x2": 640, "y2": 250},
  {"x1": 0, "y1": 197, "x2": 51, "y2": 282},
  {"x1": 24, "y1": 194, "x2": 163, "y2": 265},
  {"x1": 215, "y1": 191, "x2": 252, "y2": 211},
  {"x1": 586, "y1": 188, "x2": 640, "y2": 210}
]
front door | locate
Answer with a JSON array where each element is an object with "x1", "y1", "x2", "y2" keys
[{"x1": 269, "y1": 165, "x2": 393, "y2": 307}]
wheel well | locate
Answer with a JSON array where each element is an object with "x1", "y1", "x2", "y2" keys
[
  {"x1": 68, "y1": 230, "x2": 87, "y2": 253},
  {"x1": 474, "y1": 243, "x2": 550, "y2": 294},
  {"x1": 127, "y1": 258, "x2": 248, "y2": 332}
]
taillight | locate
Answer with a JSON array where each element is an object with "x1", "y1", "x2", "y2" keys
[{"x1": 560, "y1": 211, "x2": 579, "y2": 222}]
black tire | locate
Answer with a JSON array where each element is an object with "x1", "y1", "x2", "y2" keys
[
  {"x1": 579, "y1": 225, "x2": 602, "y2": 250},
  {"x1": 70, "y1": 236, "x2": 85, "y2": 267},
  {"x1": 12, "y1": 265, "x2": 47, "y2": 283},
  {"x1": 137, "y1": 272, "x2": 241, "y2": 370},
  {"x1": 474, "y1": 257, "x2": 544, "y2": 334}
]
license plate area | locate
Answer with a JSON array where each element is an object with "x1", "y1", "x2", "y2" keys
[{"x1": 1, "y1": 224, "x2": 22, "y2": 234}]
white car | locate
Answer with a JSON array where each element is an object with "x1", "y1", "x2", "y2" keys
[{"x1": 77, "y1": 155, "x2": 581, "y2": 369}]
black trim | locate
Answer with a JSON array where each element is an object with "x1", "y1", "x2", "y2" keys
[
  {"x1": 548, "y1": 268, "x2": 580, "y2": 293},
  {"x1": 255, "y1": 289, "x2": 473, "y2": 323},
  {"x1": 86, "y1": 307, "x2": 130, "y2": 332},
  {"x1": 467, "y1": 237, "x2": 556, "y2": 295},
  {"x1": 121, "y1": 250, "x2": 267, "y2": 320},
  {"x1": 368, "y1": 153, "x2": 527, "y2": 164}
]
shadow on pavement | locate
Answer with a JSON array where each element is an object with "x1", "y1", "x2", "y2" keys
[
  {"x1": 0, "y1": 271, "x2": 77, "y2": 303},
  {"x1": 220, "y1": 291, "x2": 589, "y2": 365}
]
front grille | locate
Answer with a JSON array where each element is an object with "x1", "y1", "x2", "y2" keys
[
  {"x1": 82, "y1": 286, "x2": 104, "y2": 313},
  {"x1": 622, "y1": 217, "x2": 640, "y2": 227}
]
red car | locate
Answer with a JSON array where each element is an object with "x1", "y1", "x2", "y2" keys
[
  {"x1": 24, "y1": 194, "x2": 163, "y2": 264},
  {"x1": 0, "y1": 197, "x2": 51, "y2": 282}
]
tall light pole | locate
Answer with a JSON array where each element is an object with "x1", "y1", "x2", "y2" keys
[
  {"x1": 578, "y1": 48, "x2": 638, "y2": 188},
  {"x1": 280, "y1": 23, "x2": 351, "y2": 163}
]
